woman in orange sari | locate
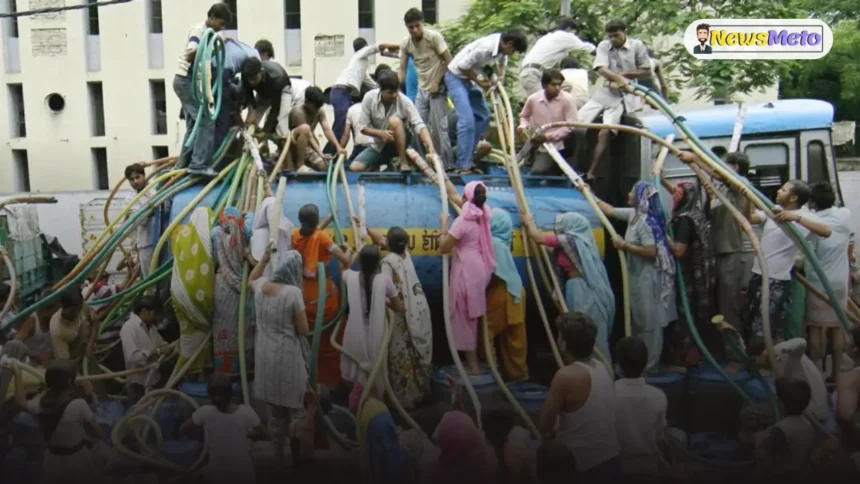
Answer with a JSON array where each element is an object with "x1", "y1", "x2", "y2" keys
[{"x1": 292, "y1": 204, "x2": 355, "y2": 389}]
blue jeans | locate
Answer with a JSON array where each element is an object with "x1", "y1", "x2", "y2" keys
[
  {"x1": 325, "y1": 87, "x2": 354, "y2": 154},
  {"x1": 173, "y1": 74, "x2": 215, "y2": 171},
  {"x1": 444, "y1": 72, "x2": 490, "y2": 169}
]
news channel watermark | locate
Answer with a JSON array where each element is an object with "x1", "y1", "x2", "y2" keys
[{"x1": 685, "y1": 19, "x2": 833, "y2": 60}]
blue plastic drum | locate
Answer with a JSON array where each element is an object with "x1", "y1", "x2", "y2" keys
[
  {"x1": 508, "y1": 382, "x2": 548, "y2": 424},
  {"x1": 161, "y1": 438, "x2": 203, "y2": 469},
  {"x1": 688, "y1": 432, "x2": 743, "y2": 462},
  {"x1": 10, "y1": 412, "x2": 45, "y2": 460},
  {"x1": 686, "y1": 366, "x2": 756, "y2": 434},
  {"x1": 432, "y1": 366, "x2": 498, "y2": 394},
  {"x1": 645, "y1": 371, "x2": 685, "y2": 427}
]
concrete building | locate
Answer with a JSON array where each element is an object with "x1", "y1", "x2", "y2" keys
[{"x1": 0, "y1": 0, "x2": 775, "y2": 193}]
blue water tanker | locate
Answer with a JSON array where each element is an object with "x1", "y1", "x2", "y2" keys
[{"x1": 167, "y1": 172, "x2": 605, "y2": 369}]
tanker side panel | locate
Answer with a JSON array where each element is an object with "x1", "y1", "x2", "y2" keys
[
  {"x1": 168, "y1": 176, "x2": 603, "y2": 300},
  {"x1": 168, "y1": 175, "x2": 604, "y2": 363}
]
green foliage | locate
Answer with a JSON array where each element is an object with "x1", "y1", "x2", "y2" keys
[
  {"x1": 779, "y1": 21, "x2": 860, "y2": 121},
  {"x1": 438, "y1": 0, "x2": 830, "y2": 103}
]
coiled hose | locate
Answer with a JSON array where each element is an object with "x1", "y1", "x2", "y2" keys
[
  {"x1": 1, "y1": 177, "x2": 195, "y2": 333},
  {"x1": 185, "y1": 28, "x2": 225, "y2": 148}
]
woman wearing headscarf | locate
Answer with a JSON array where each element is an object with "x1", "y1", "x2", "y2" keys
[
  {"x1": 170, "y1": 206, "x2": 215, "y2": 375},
  {"x1": 426, "y1": 411, "x2": 495, "y2": 483},
  {"x1": 358, "y1": 397, "x2": 419, "y2": 484},
  {"x1": 248, "y1": 245, "x2": 309, "y2": 464},
  {"x1": 365, "y1": 223, "x2": 432, "y2": 408},
  {"x1": 484, "y1": 208, "x2": 528, "y2": 381},
  {"x1": 597, "y1": 181, "x2": 677, "y2": 373},
  {"x1": 248, "y1": 180, "x2": 295, "y2": 279},
  {"x1": 211, "y1": 207, "x2": 256, "y2": 375},
  {"x1": 292, "y1": 204, "x2": 354, "y2": 389},
  {"x1": 13, "y1": 360, "x2": 104, "y2": 483},
  {"x1": 341, "y1": 245, "x2": 404, "y2": 410},
  {"x1": 666, "y1": 181, "x2": 716, "y2": 364},
  {"x1": 523, "y1": 211, "x2": 615, "y2": 366},
  {"x1": 439, "y1": 181, "x2": 496, "y2": 375}
]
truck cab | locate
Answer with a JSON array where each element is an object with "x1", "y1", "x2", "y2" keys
[{"x1": 637, "y1": 99, "x2": 842, "y2": 203}]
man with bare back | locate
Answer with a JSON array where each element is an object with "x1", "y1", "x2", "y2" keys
[{"x1": 286, "y1": 86, "x2": 346, "y2": 172}]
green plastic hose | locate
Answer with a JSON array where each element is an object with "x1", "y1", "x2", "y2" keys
[
  {"x1": 185, "y1": 28, "x2": 225, "y2": 148},
  {"x1": 2, "y1": 177, "x2": 194, "y2": 332}
]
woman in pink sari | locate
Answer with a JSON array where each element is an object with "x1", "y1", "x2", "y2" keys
[
  {"x1": 439, "y1": 181, "x2": 496, "y2": 375},
  {"x1": 426, "y1": 411, "x2": 495, "y2": 483}
]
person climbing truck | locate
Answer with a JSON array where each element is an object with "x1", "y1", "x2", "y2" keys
[{"x1": 172, "y1": 2, "x2": 232, "y2": 177}]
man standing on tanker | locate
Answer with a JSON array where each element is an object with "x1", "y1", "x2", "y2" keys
[
  {"x1": 578, "y1": 19, "x2": 650, "y2": 184},
  {"x1": 172, "y1": 3, "x2": 232, "y2": 177}
]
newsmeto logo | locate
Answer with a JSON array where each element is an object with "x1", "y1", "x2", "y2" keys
[{"x1": 685, "y1": 19, "x2": 833, "y2": 60}]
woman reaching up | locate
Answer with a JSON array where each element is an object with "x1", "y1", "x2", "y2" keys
[
  {"x1": 341, "y1": 245, "x2": 405, "y2": 410},
  {"x1": 364, "y1": 221, "x2": 433, "y2": 408},
  {"x1": 439, "y1": 181, "x2": 496, "y2": 375}
]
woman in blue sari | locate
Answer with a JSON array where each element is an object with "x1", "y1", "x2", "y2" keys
[{"x1": 522, "y1": 212, "x2": 615, "y2": 365}]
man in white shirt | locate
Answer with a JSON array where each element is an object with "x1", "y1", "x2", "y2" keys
[
  {"x1": 341, "y1": 102, "x2": 375, "y2": 162},
  {"x1": 519, "y1": 18, "x2": 595, "y2": 97},
  {"x1": 559, "y1": 56, "x2": 590, "y2": 109},
  {"x1": 327, "y1": 38, "x2": 400, "y2": 155},
  {"x1": 746, "y1": 180, "x2": 831, "y2": 341},
  {"x1": 289, "y1": 78, "x2": 311, "y2": 108},
  {"x1": 124, "y1": 163, "x2": 156, "y2": 277},
  {"x1": 578, "y1": 19, "x2": 651, "y2": 184},
  {"x1": 399, "y1": 8, "x2": 455, "y2": 170},
  {"x1": 613, "y1": 336, "x2": 667, "y2": 477},
  {"x1": 120, "y1": 296, "x2": 171, "y2": 405},
  {"x1": 172, "y1": 3, "x2": 232, "y2": 177},
  {"x1": 741, "y1": 337, "x2": 828, "y2": 443},
  {"x1": 445, "y1": 30, "x2": 528, "y2": 174},
  {"x1": 353, "y1": 71, "x2": 437, "y2": 172}
]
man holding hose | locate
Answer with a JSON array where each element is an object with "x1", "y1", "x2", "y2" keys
[{"x1": 172, "y1": 3, "x2": 233, "y2": 177}]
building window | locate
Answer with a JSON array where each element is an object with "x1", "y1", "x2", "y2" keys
[
  {"x1": 11, "y1": 149, "x2": 29, "y2": 192},
  {"x1": 152, "y1": 146, "x2": 169, "y2": 160},
  {"x1": 150, "y1": 80, "x2": 167, "y2": 135},
  {"x1": 87, "y1": 0, "x2": 100, "y2": 36},
  {"x1": 358, "y1": 0, "x2": 374, "y2": 29},
  {"x1": 421, "y1": 0, "x2": 437, "y2": 24},
  {"x1": 807, "y1": 140, "x2": 829, "y2": 184},
  {"x1": 284, "y1": 0, "x2": 300, "y2": 29},
  {"x1": 9, "y1": 0, "x2": 19, "y2": 38},
  {"x1": 8, "y1": 83, "x2": 25, "y2": 138},
  {"x1": 224, "y1": 0, "x2": 238, "y2": 31},
  {"x1": 87, "y1": 82, "x2": 105, "y2": 136},
  {"x1": 150, "y1": 0, "x2": 163, "y2": 33},
  {"x1": 92, "y1": 148, "x2": 109, "y2": 190}
]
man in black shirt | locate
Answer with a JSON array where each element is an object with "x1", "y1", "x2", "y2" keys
[{"x1": 241, "y1": 57, "x2": 293, "y2": 140}]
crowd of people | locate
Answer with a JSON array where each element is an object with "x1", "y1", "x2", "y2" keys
[
  {"x1": 1, "y1": 2, "x2": 860, "y2": 483},
  {"x1": 168, "y1": 3, "x2": 674, "y2": 178}
]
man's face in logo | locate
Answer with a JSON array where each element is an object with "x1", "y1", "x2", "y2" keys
[{"x1": 697, "y1": 28, "x2": 709, "y2": 43}]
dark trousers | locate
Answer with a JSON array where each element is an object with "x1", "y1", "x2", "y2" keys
[{"x1": 325, "y1": 87, "x2": 353, "y2": 154}]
